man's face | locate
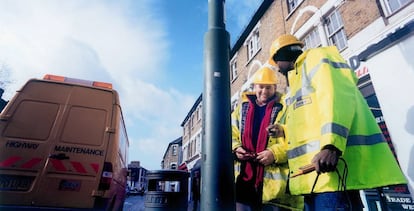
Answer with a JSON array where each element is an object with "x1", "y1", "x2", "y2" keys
[
  {"x1": 276, "y1": 61, "x2": 294, "y2": 77},
  {"x1": 253, "y1": 84, "x2": 276, "y2": 105}
]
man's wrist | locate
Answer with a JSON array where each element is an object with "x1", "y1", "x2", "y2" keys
[{"x1": 322, "y1": 144, "x2": 342, "y2": 156}]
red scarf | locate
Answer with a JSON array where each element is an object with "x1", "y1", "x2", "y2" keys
[{"x1": 242, "y1": 99, "x2": 275, "y2": 188}]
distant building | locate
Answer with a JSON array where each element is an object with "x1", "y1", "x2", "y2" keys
[
  {"x1": 161, "y1": 137, "x2": 183, "y2": 170},
  {"x1": 128, "y1": 161, "x2": 147, "y2": 191},
  {"x1": 180, "y1": 94, "x2": 202, "y2": 172}
]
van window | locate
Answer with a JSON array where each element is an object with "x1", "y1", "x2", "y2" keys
[
  {"x1": 61, "y1": 106, "x2": 106, "y2": 146},
  {"x1": 4, "y1": 101, "x2": 59, "y2": 140},
  {"x1": 119, "y1": 114, "x2": 128, "y2": 165}
]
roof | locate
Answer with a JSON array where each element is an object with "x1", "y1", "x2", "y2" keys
[
  {"x1": 180, "y1": 94, "x2": 202, "y2": 126},
  {"x1": 162, "y1": 136, "x2": 182, "y2": 160}
]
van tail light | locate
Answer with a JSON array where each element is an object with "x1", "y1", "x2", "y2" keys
[
  {"x1": 99, "y1": 162, "x2": 113, "y2": 190},
  {"x1": 43, "y1": 74, "x2": 113, "y2": 89}
]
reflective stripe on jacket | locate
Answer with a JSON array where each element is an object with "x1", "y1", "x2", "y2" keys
[
  {"x1": 231, "y1": 92, "x2": 303, "y2": 209},
  {"x1": 284, "y1": 46, "x2": 407, "y2": 195}
]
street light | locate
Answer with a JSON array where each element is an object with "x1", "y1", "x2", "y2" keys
[{"x1": 201, "y1": 0, "x2": 235, "y2": 210}]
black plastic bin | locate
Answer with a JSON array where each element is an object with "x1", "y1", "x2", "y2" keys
[{"x1": 144, "y1": 170, "x2": 189, "y2": 211}]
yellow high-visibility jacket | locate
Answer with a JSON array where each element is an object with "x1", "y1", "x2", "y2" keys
[
  {"x1": 283, "y1": 46, "x2": 407, "y2": 195},
  {"x1": 231, "y1": 92, "x2": 303, "y2": 210}
]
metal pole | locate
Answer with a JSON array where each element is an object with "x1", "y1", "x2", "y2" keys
[{"x1": 201, "y1": 0, "x2": 235, "y2": 210}]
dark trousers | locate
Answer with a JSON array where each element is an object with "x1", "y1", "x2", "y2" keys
[
  {"x1": 304, "y1": 190, "x2": 364, "y2": 211},
  {"x1": 235, "y1": 177, "x2": 262, "y2": 211}
]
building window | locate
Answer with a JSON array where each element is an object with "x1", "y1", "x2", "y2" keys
[
  {"x1": 230, "y1": 58, "x2": 237, "y2": 81},
  {"x1": 187, "y1": 143, "x2": 192, "y2": 158},
  {"x1": 172, "y1": 145, "x2": 177, "y2": 156},
  {"x1": 183, "y1": 145, "x2": 188, "y2": 160},
  {"x1": 191, "y1": 115, "x2": 195, "y2": 128},
  {"x1": 191, "y1": 139, "x2": 196, "y2": 156},
  {"x1": 196, "y1": 134, "x2": 201, "y2": 153},
  {"x1": 381, "y1": 0, "x2": 410, "y2": 15},
  {"x1": 303, "y1": 27, "x2": 322, "y2": 50},
  {"x1": 197, "y1": 105, "x2": 202, "y2": 121},
  {"x1": 245, "y1": 24, "x2": 261, "y2": 61},
  {"x1": 325, "y1": 10, "x2": 347, "y2": 51},
  {"x1": 287, "y1": 0, "x2": 303, "y2": 13}
]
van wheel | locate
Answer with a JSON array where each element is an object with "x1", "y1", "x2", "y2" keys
[{"x1": 108, "y1": 196, "x2": 122, "y2": 211}]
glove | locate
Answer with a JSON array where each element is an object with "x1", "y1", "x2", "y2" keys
[{"x1": 311, "y1": 145, "x2": 341, "y2": 173}]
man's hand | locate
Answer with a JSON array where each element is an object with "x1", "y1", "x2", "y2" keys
[
  {"x1": 256, "y1": 149, "x2": 275, "y2": 166},
  {"x1": 311, "y1": 146, "x2": 341, "y2": 173},
  {"x1": 234, "y1": 147, "x2": 256, "y2": 161},
  {"x1": 266, "y1": 124, "x2": 284, "y2": 138}
]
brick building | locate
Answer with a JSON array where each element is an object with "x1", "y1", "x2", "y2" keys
[
  {"x1": 127, "y1": 161, "x2": 147, "y2": 193},
  {"x1": 180, "y1": 94, "x2": 202, "y2": 171},
  {"x1": 161, "y1": 137, "x2": 183, "y2": 170},
  {"x1": 228, "y1": 0, "x2": 413, "y2": 210},
  {"x1": 180, "y1": 0, "x2": 414, "y2": 209}
]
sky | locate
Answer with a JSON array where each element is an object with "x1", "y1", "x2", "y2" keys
[{"x1": 0, "y1": 0, "x2": 263, "y2": 170}]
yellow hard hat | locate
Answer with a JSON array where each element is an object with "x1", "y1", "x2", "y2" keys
[
  {"x1": 268, "y1": 34, "x2": 304, "y2": 65},
  {"x1": 252, "y1": 66, "x2": 278, "y2": 85}
]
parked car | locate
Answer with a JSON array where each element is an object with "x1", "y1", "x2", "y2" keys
[{"x1": 127, "y1": 187, "x2": 145, "y2": 196}]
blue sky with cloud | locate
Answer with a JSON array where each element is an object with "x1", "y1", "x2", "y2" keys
[{"x1": 0, "y1": 0, "x2": 262, "y2": 170}]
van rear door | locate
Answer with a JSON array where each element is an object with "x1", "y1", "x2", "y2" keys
[{"x1": 0, "y1": 79, "x2": 114, "y2": 208}]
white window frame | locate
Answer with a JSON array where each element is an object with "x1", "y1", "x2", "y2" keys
[
  {"x1": 325, "y1": 9, "x2": 348, "y2": 51},
  {"x1": 230, "y1": 54, "x2": 238, "y2": 82},
  {"x1": 197, "y1": 105, "x2": 202, "y2": 121},
  {"x1": 191, "y1": 114, "x2": 195, "y2": 129},
  {"x1": 293, "y1": 3, "x2": 349, "y2": 52},
  {"x1": 287, "y1": 0, "x2": 304, "y2": 13},
  {"x1": 196, "y1": 133, "x2": 201, "y2": 154},
  {"x1": 191, "y1": 139, "x2": 196, "y2": 157},
  {"x1": 183, "y1": 145, "x2": 188, "y2": 161},
  {"x1": 245, "y1": 23, "x2": 261, "y2": 62},
  {"x1": 379, "y1": 0, "x2": 411, "y2": 16},
  {"x1": 303, "y1": 27, "x2": 322, "y2": 50},
  {"x1": 188, "y1": 118, "x2": 192, "y2": 130},
  {"x1": 172, "y1": 144, "x2": 178, "y2": 156},
  {"x1": 187, "y1": 142, "x2": 192, "y2": 158}
]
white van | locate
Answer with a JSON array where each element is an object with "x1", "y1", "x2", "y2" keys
[{"x1": 0, "y1": 74, "x2": 129, "y2": 210}]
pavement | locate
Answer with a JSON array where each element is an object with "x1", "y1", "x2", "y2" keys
[{"x1": 123, "y1": 195, "x2": 199, "y2": 211}]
